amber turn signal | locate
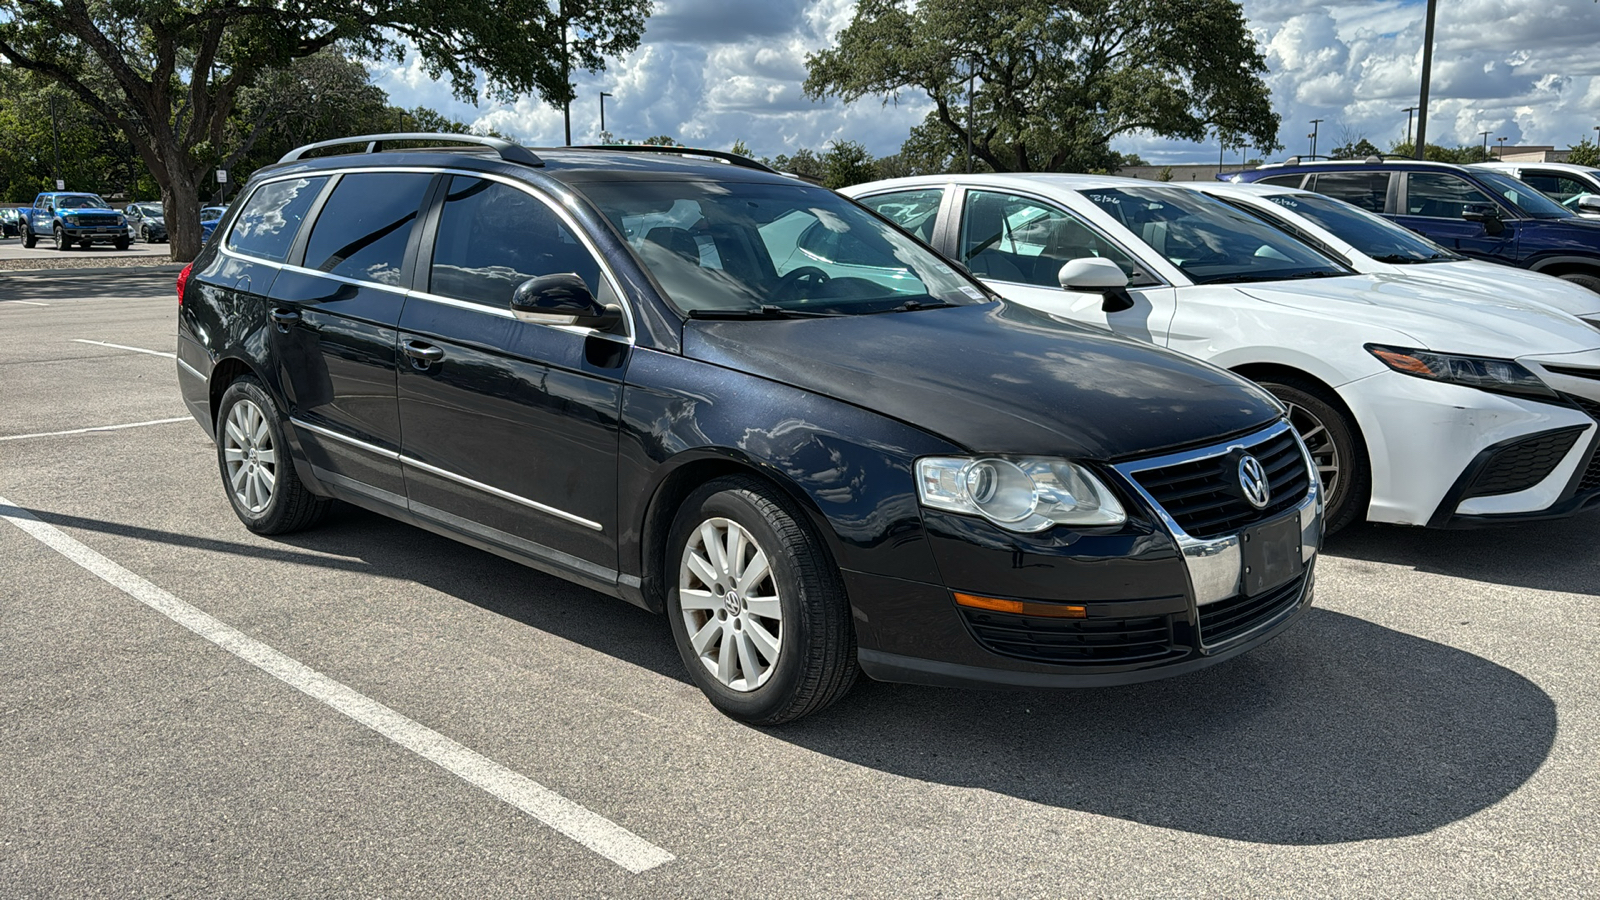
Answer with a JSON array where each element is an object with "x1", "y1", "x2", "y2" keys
[{"x1": 953, "y1": 592, "x2": 1087, "y2": 618}]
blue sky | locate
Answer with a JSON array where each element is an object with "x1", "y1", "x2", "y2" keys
[{"x1": 372, "y1": 0, "x2": 1600, "y2": 164}]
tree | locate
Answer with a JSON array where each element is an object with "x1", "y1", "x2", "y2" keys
[
  {"x1": 1329, "y1": 138, "x2": 1383, "y2": 160},
  {"x1": 1390, "y1": 141, "x2": 1492, "y2": 164},
  {"x1": 821, "y1": 140, "x2": 877, "y2": 189},
  {"x1": 1569, "y1": 139, "x2": 1600, "y2": 167},
  {"x1": 1156, "y1": 166, "x2": 1174, "y2": 182},
  {"x1": 804, "y1": 0, "x2": 1279, "y2": 174},
  {"x1": 642, "y1": 135, "x2": 681, "y2": 146},
  {"x1": 770, "y1": 148, "x2": 825, "y2": 181},
  {"x1": 0, "y1": 1, "x2": 650, "y2": 260},
  {"x1": 729, "y1": 139, "x2": 751, "y2": 158}
]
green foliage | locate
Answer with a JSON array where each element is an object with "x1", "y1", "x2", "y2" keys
[
  {"x1": 0, "y1": 0, "x2": 650, "y2": 258},
  {"x1": 1568, "y1": 138, "x2": 1600, "y2": 167},
  {"x1": 729, "y1": 139, "x2": 752, "y2": 158},
  {"x1": 1389, "y1": 141, "x2": 1493, "y2": 164},
  {"x1": 821, "y1": 141, "x2": 877, "y2": 189},
  {"x1": 642, "y1": 135, "x2": 682, "y2": 146},
  {"x1": 1329, "y1": 138, "x2": 1383, "y2": 160},
  {"x1": 770, "y1": 148, "x2": 825, "y2": 181},
  {"x1": 1156, "y1": 166, "x2": 1174, "y2": 182},
  {"x1": 804, "y1": 0, "x2": 1280, "y2": 173},
  {"x1": 0, "y1": 68, "x2": 143, "y2": 202}
]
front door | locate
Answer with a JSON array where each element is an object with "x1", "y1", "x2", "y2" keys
[
  {"x1": 1393, "y1": 171, "x2": 1519, "y2": 263},
  {"x1": 396, "y1": 174, "x2": 629, "y2": 587}
]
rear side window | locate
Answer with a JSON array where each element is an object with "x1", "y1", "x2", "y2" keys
[
  {"x1": 1308, "y1": 172, "x2": 1391, "y2": 212},
  {"x1": 858, "y1": 189, "x2": 943, "y2": 242},
  {"x1": 227, "y1": 177, "x2": 327, "y2": 261},
  {"x1": 302, "y1": 172, "x2": 432, "y2": 286},
  {"x1": 428, "y1": 176, "x2": 601, "y2": 306}
]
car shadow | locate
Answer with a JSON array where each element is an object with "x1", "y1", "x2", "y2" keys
[
  {"x1": 19, "y1": 501, "x2": 1556, "y2": 846},
  {"x1": 1323, "y1": 510, "x2": 1600, "y2": 597}
]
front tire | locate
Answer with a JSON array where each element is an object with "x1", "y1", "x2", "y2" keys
[
  {"x1": 215, "y1": 377, "x2": 330, "y2": 535},
  {"x1": 22, "y1": 227, "x2": 36, "y2": 248},
  {"x1": 114, "y1": 236, "x2": 130, "y2": 251},
  {"x1": 666, "y1": 476, "x2": 857, "y2": 724},
  {"x1": 1259, "y1": 377, "x2": 1369, "y2": 535},
  {"x1": 53, "y1": 226, "x2": 69, "y2": 251},
  {"x1": 1558, "y1": 272, "x2": 1600, "y2": 294}
]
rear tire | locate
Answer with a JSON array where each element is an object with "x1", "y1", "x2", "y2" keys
[
  {"x1": 1558, "y1": 272, "x2": 1600, "y2": 294},
  {"x1": 1257, "y1": 377, "x2": 1369, "y2": 535},
  {"x1": 666, "y1": 476, "x2": 857, "y2": 724},
  {"x1": 22, "y1": 227, "x2": 36, "y2": 248},
  {"x1": 215, "y1": 377, "x2": 330, "y2": 535}
]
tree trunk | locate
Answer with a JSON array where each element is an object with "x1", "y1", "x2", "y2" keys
[{"x1": 163, "y1": 166, "x2": 204, "y2": 263}]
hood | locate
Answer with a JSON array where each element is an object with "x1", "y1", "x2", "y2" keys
[
  {"x1": 1381, "y1": 260, "x2": 1600, "y2": 318},
  {"x1": 683, "y1": 302, "x2": 1281, "y2": 460},
  {"x1": 1237, "y1": 273, "x2": 1600, "y2": 357}
]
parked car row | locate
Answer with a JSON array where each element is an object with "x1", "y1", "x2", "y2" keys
[
  {"x1": 173, "y1": 134, "x2": 1600, "y2": 724},
  {"x1": 2, "y1": 195, "x2": 230, "y2": 247}
]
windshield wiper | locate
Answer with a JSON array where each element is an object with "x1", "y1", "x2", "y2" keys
[
  {"x1": 1280, "y1": 270, "x2": 1349, "y2": 279},
  {"x1": 873, "y1": 299, "x2": 959, "y2": 313},
  {"x1": 1371, "y1": 253, "x2": 1456, "y2": 264},
  {"x1": 686, "y1": 305, "x2": 844, "y2": 320}
]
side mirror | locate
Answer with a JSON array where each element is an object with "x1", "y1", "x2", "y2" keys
[
  {"x1": 1461, "y1": 205, "x2": 1505, "y2": 235},
  {"x1": 1057, "y1": 257, "x2": 1136, "y2": 312},
  {"x1": 1577, "y1": 194, "x2": 1600, "y2": 213},
  {"x1": 510, "y1": 274, "x2": 622, "y2": 331}
]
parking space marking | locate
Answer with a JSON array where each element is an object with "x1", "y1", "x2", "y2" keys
[
  {"x1": 3, "y1": 300, "x2": 48, "y2": 306},
  {"x1": 71, "y1": 338, "x2": 176, "y2": 359},
  {"x1": 0, "y1": 417, "x2": 192, "y2": 442},
  {"x1": 0, "y1": 495, "x2": 675, "y2": 875}
]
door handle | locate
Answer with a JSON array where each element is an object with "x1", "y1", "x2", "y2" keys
[
  {"x1": 403, "y1": 341, "x2": 445, "y2": 368},
  {"x1": 270, "y1": 308, "x2": 300, "y2": 332}
]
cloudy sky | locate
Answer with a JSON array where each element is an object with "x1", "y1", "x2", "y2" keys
[{"x1": 373, "y1": 0, "x2": 1600, "y2": 164}]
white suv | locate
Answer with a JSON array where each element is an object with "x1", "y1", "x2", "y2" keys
[
  {"x1": 843, "y1": 174, "x2": 1600, "y2": 533},
  {"x1": 1473, "y1": 161, "x2": 1600, "y2": 217}
]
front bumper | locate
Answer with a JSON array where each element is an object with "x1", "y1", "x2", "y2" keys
[
  {"x1": 59, "y1": 223, "x2": 128, "y2": 243},
  {"x1": 1340, "y1": 370, "x2": 1599, "y2": 526},
  {"x1": 849, "y1": 421, "x2": 1322, "y2": 688}
]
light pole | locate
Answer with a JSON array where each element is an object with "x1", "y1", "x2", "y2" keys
[
  {"x1": 1496, "y1": 136, "x2": 1508, "y2": 159},
  {"x1": 1414, "y1": 0, "x2": 1439, "y2": 159},
  {"x1": 49, "y1": 95, "x2": 62, "y2": 190},
  {"x1": 1402, "y1": 106, "x2": 1419, "y2": 147},
  {"x1": 1479, "y1": 130, "x2": 1491, "y2": 160},
  {"x1": 599, "y1": 92, "x2": 612, "y2": 140},
  {"x1": 1309, "y1": 119, "x2": 1323, "y2": 158}
]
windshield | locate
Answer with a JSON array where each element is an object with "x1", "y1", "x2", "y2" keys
[
  {"x1": 137, "y1": 203, "x2": 164, "y2": 216},
  {"x1": 200, "y1": 208, "x2": 225, "y2": 222},
  {"x1": 1084, "y1": 187, "x2": 1349, "y2": 285},
  {"x1": 1261, "y1": 192, "x2": 1460, "y2": 263},
  {"x1": 56, "y1": 195, "x2": 107, "y2": 209},
  {"x1": 580, "y1": 179, "x2": 987, "y2": 315},
  {"x1": 1475, "y1": 171, "x2": 1573, "y2": 219}
]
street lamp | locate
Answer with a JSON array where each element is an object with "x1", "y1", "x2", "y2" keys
[
  {"x1": 599, "y1": 92, "x2": 613, "y2": 140},
  {"x1": 1403, "y1": 106, "x2": 1420, "y2": 146},
  {"x1": 1480, "y1": 130, "x2": 1491, "y2": 160},
  {"x1": 1496, "y1": 136, "x2": 1508, "y2": 159},
  {"x1": 1309, "y1": 119, "x2": 1324, "y2": 158}
]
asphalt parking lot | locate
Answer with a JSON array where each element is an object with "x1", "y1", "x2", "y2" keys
[
  {"x1": 2, "y1": 267, "x2": 1597, "y2": 898},
  {"x1": 0, "y1": 234, "x2": 172, "y2": 267}
]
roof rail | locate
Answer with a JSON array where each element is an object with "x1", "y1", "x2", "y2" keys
[
  {"x1": 571, "y1": 144, "x2": 777, "y2": 174},
  {"x1": 278, "y1": 133, "x2": 544, "y2": 167}
]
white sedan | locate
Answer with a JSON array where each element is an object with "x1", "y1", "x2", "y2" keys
[
  {"x1": 1185, "y1": 180, "x2": 1600, "y2": 317},
  {"x1": 842, "y1": 174, "x2": 1600, "y2": 533}
]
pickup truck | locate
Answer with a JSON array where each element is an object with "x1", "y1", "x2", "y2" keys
[{"x1": 23, "y1": 192, "x2": 130, "y2": 251}]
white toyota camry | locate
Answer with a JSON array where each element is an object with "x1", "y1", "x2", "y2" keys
[
  {"x1": 1184, "y1": 180, "x2": 1600, "y2": 318},
  {"x1": 842, "y1": 174, "x2": 1600, "y2": 533}
]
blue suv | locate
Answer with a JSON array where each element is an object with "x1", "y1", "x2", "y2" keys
[
  {"x1": 1225, "y1": 159, "x2": 1600, "y2": 292},
  {"x1": 23, "y1": 192, "x2": 130, "y2": 251}
]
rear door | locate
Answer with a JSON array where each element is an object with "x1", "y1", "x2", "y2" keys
[
  {"x1": 395, "y1": 174, "x2": 629, "y2": 586},
  {"x1": 268, "y1": 170, "x2": 434, "y2": 504},
  {"x1": 1393, "y1": 171, "x2": 1519, "y2": 262}
]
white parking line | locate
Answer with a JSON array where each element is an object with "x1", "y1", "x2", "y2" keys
[
  {"x1": 0, "y1": 496, "x2": 675, "y2": 875},
  {"x1": 4, "y1": 300, "x2": 48, "y2": 306},
  {"x1": 0, "y1": 417, "x2": 192, "y2": 442},
  {"x1": 71, "y1": 338, "x2": 176, "y2": 359}
]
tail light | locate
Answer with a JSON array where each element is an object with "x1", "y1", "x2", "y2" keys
[{"x1": 176, "y1": 263, "x2": 192, "y2": 306}]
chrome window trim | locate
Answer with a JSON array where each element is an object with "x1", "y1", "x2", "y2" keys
[
  {"x1": 290, "y1": 415, "x2": 603, "y2": 532},
  {"x1": 236, "y1": 164, "x2": 636, "y2": 343}
]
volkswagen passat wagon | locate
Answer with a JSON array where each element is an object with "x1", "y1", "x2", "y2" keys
[{"x1": 176, "y1": 134, "x2": 1321, "y2": 723}]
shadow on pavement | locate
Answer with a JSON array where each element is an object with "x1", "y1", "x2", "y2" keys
[
  {"x1": 16, "y1": 500, "x2": 1557, "y2": 846},
  {"x1": 0, "y1": 267, "x2": 183, "y2": 303},
  {"x1": 1324, "y1": 510, "x2": 1600, "y2": 597}
]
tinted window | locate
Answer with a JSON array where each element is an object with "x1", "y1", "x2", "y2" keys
[
  {"x1": 959, "y1": 190, "x2": 1156, "y2": 288},
  {"x1": 1086, "y1": 186, "x2": 1347, "y2": 285},
  {"x1": 1262, "y1": 192, "x2": 1459, "y2": 263},
  {"x1": 1473, "y1": 170, "x2": 1572, "y2": 218},
  {"x1": 1257, "y1": 174, "x2": 1307, "y2": 188},
  {"x1": 227, "y1": 176, "x2": 328, "y2": 262},
  {"x1": 858, "y1": 189, "x2": 943, "y2": 241},
  {"x1": 1520, "y1": 172, "x2": 1589, "y2": 203},
  {"x1": 1308, "y1": 172, "x2": 1391, "y2": 212},
  {"x1": 1404, "y1": 173, "x2": 1498, "y2": 218},
  {"x1": 429, "y1": 176, "x2": 602, "y2": 306},
  {"x1": 55, "y1": 195, "x2": 107, "y2": 209},
  {"x1": 303, "y1": 172, "x2": 431, "y2": 285}
]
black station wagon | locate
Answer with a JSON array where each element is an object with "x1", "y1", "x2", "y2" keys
[{"x1": 176, "y1": 134, "x2": 1322, "y2": 723}]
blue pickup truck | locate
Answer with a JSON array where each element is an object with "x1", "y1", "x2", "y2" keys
[{"x1": 22, "y1": 192, "x2": 130, "y2": 251}]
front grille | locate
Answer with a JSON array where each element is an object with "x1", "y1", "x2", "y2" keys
[
  {"x1": 72, "y1": 214, "x2": 120, "y2": 227},
  {"x1": 961, "y1": 608, "x2": 1181, "y2": 665},
  {"x1": 1198, "y1": 571, "x2": 1307, "y2": 646},
  {"x1": 1563, "y1": 394, "x2": 1600, "y2": 493},
  {"x1": 1465, "y1": 428, "x2": 1584, "y2": 497},
  {"x1": 1129, "y1": 428, "x2": 1311, "y2": 539}
]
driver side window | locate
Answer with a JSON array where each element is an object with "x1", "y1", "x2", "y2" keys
[
  {"x1": 1405, "y1": 173, "x2": 1497, "y2": 218},
  {"x1": 958, "y1": 191, "x2": 1153, "y2": 288},
  {"x1": 429, "y1": 176, "x2": 602, "y2": 307}
]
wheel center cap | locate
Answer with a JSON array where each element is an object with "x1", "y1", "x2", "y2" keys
[{"x1": 723, "y1": 591, "x2": 741, "y2": 617}]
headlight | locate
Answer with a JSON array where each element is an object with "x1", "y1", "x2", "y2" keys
[
  {"x1": 1366, "y1": 344, "x2": 1556, "y2": 399},
  {"x1": 916, "y1": 457, "x2": 1126, "y2": 531}
]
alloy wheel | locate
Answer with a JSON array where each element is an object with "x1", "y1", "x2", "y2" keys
[
  {"x1": 1286, "y1": 401, "x2": 1340, "y2": 499},
  {"x1": 222, "y1": 398, "x2": 277, "y2": 513},
  {"x1": 678, "y1": 517, "x2": 783, "y2": 692}
]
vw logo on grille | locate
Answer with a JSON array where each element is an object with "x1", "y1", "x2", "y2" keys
[{"x1": 1238, "y1": 454, "x2": 1271, "y2": 509}]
